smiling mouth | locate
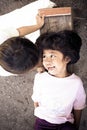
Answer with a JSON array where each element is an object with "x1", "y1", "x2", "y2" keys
[{"x1": 48, "y1": 66, "x2": 55, "y2": 71}]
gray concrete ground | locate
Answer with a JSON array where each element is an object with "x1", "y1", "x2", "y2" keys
[
  {"x1": 0, "y1": 71, "x2": 36, "y2": 130},
  {"x1": 0, "y1": 0, "x2": 87, "y2": 130}
]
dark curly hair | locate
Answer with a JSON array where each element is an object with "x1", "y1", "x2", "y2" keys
[
  {"x1": 35, "y1": 30, "x2": 82, "y2": 64},
  {"x1": 0, "y1": 37, "x2": 39, "y2": 74}
]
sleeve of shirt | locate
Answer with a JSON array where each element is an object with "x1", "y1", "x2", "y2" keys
[
  {"x1": 0, "y1": 27, "x2": 19, "y2": 45},
  {"x1": 74, "y1": 80, "x2": 86, "y2": 110},
  {"x1": 31, "y1": 73, "x2": 41, "y2": 102}
]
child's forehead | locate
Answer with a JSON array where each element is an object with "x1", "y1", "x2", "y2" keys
[
  {"x1": 43, "y1": 49, "x2": 62, "y2": 55},
  {"x1": 43, "y1": 49, "x2": 55, "y2": 53}
]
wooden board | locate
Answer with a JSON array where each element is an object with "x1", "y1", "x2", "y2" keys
[
  {"x1": 38, "y1": 7, "x2": 71, "y2": 17},
  {"x1": 38, "y1": 7, "x2": 73, "y2": 34}
]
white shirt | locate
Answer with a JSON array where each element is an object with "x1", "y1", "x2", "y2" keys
[
  {"x1": 32, "y1": 72, "x2": 86, "y2": 124},
  {"x1": 0, "y1": 27, "x2": 19, "y2": 45},
  {"x1": 0, "y1": 0, "x2": 56, "y2": 43}
]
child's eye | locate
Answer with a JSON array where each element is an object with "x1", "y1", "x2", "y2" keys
[
  {"x1": 50, "y1": 55, "x2": 55, "y2": 58},
  {"x1": 43, "y1": 55, "x2": 46, "y2": 58}
]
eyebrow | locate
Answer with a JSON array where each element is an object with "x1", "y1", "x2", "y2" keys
[{"x1": 43, "y1": 51, "x2": 57, "y2": 54}]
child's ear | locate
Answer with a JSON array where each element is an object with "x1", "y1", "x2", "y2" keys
[{"x1": 65, "y1": 56, "x2": 71, "y2": 63}]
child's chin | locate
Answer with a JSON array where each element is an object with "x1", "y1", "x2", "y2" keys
[{"x1": 48, "y1": 71, "x2": 55, "y2": 76}]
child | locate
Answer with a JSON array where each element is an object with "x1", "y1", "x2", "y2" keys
[
  {"x1": 0, "y1": 0, "x2": 56, "y2": 76},
  {"x1": 32, "y1": 30, "x2": 86, "y2": 130},
  {"x1": 0, "y1": 14, "x2": 44, "y2": 76}
]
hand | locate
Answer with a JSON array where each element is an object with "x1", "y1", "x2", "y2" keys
[
  {"x1": 37, "y1": 66, "x2": 45, "y2": 73},
  {"x1": 34, "y1": 102, "x2": 39, "y2": 108},
  {"x1": 36, "y1": 14, "x2": 45, "y2": 28}
]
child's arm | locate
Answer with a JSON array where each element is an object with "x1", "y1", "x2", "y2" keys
[
  {"x1": 73, "y1": 109, "x2": 82, "y2": 130},
  {"x1": 34, "y1": 102, "x2": 39, "y2": 108},
  {"x1": 17, "y1": 15, "x2": 44, "y2": 37}
]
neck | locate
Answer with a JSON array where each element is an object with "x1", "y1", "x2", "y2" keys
[
  {"x1": 53, "y1": 69, "x2": 70, "y2": 78},
  {"x1": 56, "y1": 72, "x2": 70, "y2": 78}
]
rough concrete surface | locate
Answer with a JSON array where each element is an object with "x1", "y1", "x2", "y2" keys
[{"x1": 0, "y1": 0, "x2": 87, "y2": 130}]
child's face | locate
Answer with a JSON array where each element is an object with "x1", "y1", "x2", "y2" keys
[{"x1": 43, "y1": 49, "x2": 70, "y2": 77}]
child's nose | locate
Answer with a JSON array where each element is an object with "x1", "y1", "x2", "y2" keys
[{"x1": 45, "y1": 57, "x2": 52, "y2": 63}]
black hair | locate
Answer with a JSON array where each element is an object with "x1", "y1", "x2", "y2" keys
[
  {"x1": 35, "y1": 30, "x2": 82, "y2": 64},
  {"x1": 0, "y1": 37, "x2": 39, "y2": 74}
]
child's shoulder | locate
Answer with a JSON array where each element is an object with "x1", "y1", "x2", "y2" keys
[
  {"x1": 35, "y1": 71, "x2": 48, "y2": 78},
  {"x1": 72, "y1": 73, "x2": 83, "y2": 84},
  {"x1": 36, "y1": 71, "x2": 47, "y2": 76}
]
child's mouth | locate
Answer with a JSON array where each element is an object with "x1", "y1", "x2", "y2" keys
[{"x1": 48, "y1": 66, "x2": 55, "y2": 71}]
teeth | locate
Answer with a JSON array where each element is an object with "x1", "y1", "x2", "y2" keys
[{"x1": 48, "y1": 66, "x2": 55, "y2": 70}]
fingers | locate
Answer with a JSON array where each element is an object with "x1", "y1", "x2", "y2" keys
[
  {"x1": 41, "y1": 14, "x2": 45, "y2": 20},
  {"x1": 37, "y1": 67, "x2": 45, "y2": 73},
  {"x1": 36, "y1": 14, "x2": 45, "y2": 19},
  {"x1": 36, "y1": 14, "x2": 45, "y2": 27}
]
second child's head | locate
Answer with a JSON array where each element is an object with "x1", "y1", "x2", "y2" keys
[
  {"x1": 35, "y1": 30, "x2": 82, "y2": 76},
  {"x1": 0, "y1": 37, "x2": 39, "y2": 74}
]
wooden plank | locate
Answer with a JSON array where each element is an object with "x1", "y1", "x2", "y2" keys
[
  {"x1": 38, "y1": 7, "x2": 73, "y2": 34},
  {"x1": 38, "y1": 7, "x2": 71, "y2": 17}
]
